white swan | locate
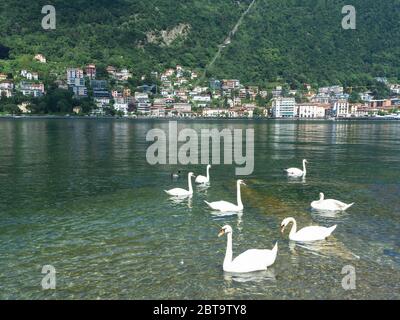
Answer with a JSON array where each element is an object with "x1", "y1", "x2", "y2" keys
[
  {"x1": 285, "y1": 159, "x2": 308, "y2": 177},
  {"x1": 280, "y1": 217, "x2": 337, "y2": 242},
  {"x1": 218, "y1": 225, "x2": 278, "y2": 273},
  {"x1": 165, "y1": 172, "x2": 195, "y2": 197},
  {"x1": 311, "y1": 193, "x2": 354, "y2": 211},
  {"x1": 204, "y1": 179, "x2": 245, "y2": 212},
  {"x1": 195, "y1": 165, "x2": 211, "y2": 184}
]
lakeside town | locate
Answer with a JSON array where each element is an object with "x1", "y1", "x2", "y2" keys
[{"x1": 1, "y1": 54, "x2": 400, "y2": 119}]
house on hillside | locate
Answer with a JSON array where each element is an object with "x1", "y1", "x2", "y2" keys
[
  {"x1": 85, "y1": 64, "x2": 96, "y2": 79},
  {"x1": 0, "y1": 81, "x2": 13, "y2": 97},
  {"x1": 221, "y1": 79, "x2": 240, "y2": 91},
  {"x1": 34, "y1": 54, "x2": 46, "y2": 63},
  {"x1": 106, "y1": 66, "x2": 117, "y2": 76},
  {"x1": 19, "y1": 81, "x2": 45, "y2": 97},
  {"x1": 21, "y1": 70, "x2": 38, "y2": 81},
  {"x1": 115, "y1": 68, "x2": 132, "y2": 81}
]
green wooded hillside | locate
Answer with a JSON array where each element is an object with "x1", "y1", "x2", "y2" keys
[{"x1": 1, "y1": 0, "x2": 399, "y2": 86}]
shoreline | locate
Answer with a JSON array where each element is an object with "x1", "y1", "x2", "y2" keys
[{"x1": 1, "y1": 115, "x2": 400, "y2": 121}]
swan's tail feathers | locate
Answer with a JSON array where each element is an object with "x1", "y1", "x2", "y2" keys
[
  {"x1": 164, "y1": 190, "x2": 170, "y2": 195},
  {"x1": 344, "y1": 203, "x2": 355, "y2": 211},
  {"x1": 272, "y1": 242, "x2": 278, "y2": 254},
  {"x1": 204, "y1": 200, "x2": 211, "y2": 207},
  {"x1": 267, "y1": 242, "x2": 279, "y2": 265},
  {"x1": 328, "y1": 225, "x2": 337, "y2": 235}
]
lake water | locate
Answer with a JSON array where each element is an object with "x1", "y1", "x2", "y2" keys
[{"x1": 0, "y1": 118, "x2": 399, "y2": 299}]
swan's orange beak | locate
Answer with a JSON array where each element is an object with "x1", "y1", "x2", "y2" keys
[
  {"x1": 218, "y1": 229, "x2": 225, "y2": 237},
  {"x1": 280, "y1": 225, "x2": 285, "y2": 234}
]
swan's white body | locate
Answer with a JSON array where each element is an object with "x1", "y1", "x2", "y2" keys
[
  {"x1": 195, "y1": 165, "x2": 211, "y2": 184},
  {"x1": 219, "y1": 225, "x2": 278, "y2": 273},
  {"x1": 281, "y1": 217, "x2": 337, "y2": 242},
  {"x1": 311, "y1": 193, "x2": 354, "y2": 211},
  {"x1": 205, "y1": 180, "x2": 245, "y2": 212},
  {"x1": 285, "y1": 159, "x2": 308, "y2": 177},
  {"x1": 165, "y1": 172, "x2": 195, "y2": 197}
]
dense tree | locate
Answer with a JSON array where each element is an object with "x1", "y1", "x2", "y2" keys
[{"x1": 0, "y1": 0, "x2": 399, "y2": 90}]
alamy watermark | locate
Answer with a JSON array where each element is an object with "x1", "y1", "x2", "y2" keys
[
  {"x1": 42, "y1": 5, "x2": 56, "y2": 30},
  {"x1": 342, "y1": 5, "x2": 356, "y2": 30},
  {"x1": 41, "y1": 265, "x2": 56, "y2": 290},
  {"x1": 341, "y1": 265, "x2": 356, "y2": 290},
  {"x1": 146, "y1": 121, "x2": 254, "y2": 175}
]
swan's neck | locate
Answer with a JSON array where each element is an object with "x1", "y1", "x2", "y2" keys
[
  {"x1": 188, "y1": 175, "x2": 193, "y2": 193},
  {"x1": 302, "y1": 161, "x2": 307, "y2": 176},
  {"x1": 223, "y1": 233, "x2": 233, "y2": 269},
  {"x1": 206, "y1": 167, "x2": 210, "y2": 180},
  {"x1": 237, "y1": 182, "x2": 243, "y2": 209},
  {"x1": 289, "y1": 218, "x2": 297, "y2": 238}
]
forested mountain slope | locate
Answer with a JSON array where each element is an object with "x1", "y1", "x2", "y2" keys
[{"x1": 1, "y1": 0, "x2": 399, "y2": 85}]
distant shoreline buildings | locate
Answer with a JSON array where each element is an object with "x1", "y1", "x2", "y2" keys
[{"x1": 1, "y1": 54, "x2": 400, "y2": 118}]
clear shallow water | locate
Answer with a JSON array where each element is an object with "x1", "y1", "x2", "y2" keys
[{"x1": 0, "y1": 118, "x2": 399, "y2": 299}]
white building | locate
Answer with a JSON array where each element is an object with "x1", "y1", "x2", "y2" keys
[
  {"x1": 221, "y1": 79, "x2": 240, "y2": 90},
  {"x1": 390, "y1": 84, "x2": 400, "y2": 95},
  {"x1": 135, "y1": 92, "x2": 149, "y2": 100},
  {"x1": 311, "y1": 93, "x2": 330, "y2": 104},
  {"x1": 114, "y1": 103, "x2": 129, "y2": 115},
  {"x1": 319, "y1": 85, "x2": 343, "y2": 95},
  {"x1": 192, "y1": 95, "x2": 211, "y2": 102},
  {"x1": 115, "y1": 68, "x2": 132, "y2": 81},
  {"x1": 360, "y1": 92, "x2": 374, "y2": 102},
  {"x1": 34, "y1": 54, "x2": 46, "y2": 63},
  {"x1": 21, "y1": 70, "x2": 39, "y2": 81},
  {"x1": 297, "y1": 103, "x2": 327, "y2": 118},
  {"x1": 67, "y1": 68, "x2": 84, "y2": 86},
  {"x1": 271, "y1": 97, "x2": 296, "y2": 118},
  {"x1": 272, "y1": 86, "x2": 283, "y2": 97},
  {"x1": 72, "y1": 85, "x2": 87, "y2": 98},
  {"x1": 192, "y1": 95, "x2": 211, "y2": 107},
  {"x1": 94, "y1": 97, "x2": 111, "y2": 107},
  {"x1": 202, "y1": 108, "x2": 227, "y2": 117},
  {"x1": 151, "y1": 106, "x2": 165, "y2": 117},
  {"x1": 0, "y1": 81, "x2": 14, "y2": 90},
  {"x1": 173, "y1": 103, "x2": 191, "y2": 113},
  {"x1": 19, "y1": 82, "x2": 45, "y2": 97},
  {"x1": 0, "y1": 80, "x2": 14, "y2": 97},
  {"x1": 0, "y1": 88, "x2": 13, "y2": 98},
  {"x1": 332, "y1": 100, "x2": 349, "y2": 117},
  {"x1": 135, "y1": 92, "x2": 150, "y2": 114}
]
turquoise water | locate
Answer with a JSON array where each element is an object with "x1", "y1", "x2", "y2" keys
[{"x1": 0, "y1": 118, "x2": 399, "y2": 299}]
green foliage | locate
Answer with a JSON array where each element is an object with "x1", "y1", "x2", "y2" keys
[
  {"x1": 210, "y1": 0, "x2": 400, "y2": 85},
  {"x1": 1, "y1": 103, "x2": 20, "y2": 114},
  {"x1": 253, "y1": 107, "x2": 264, "y2": 117},
  {"x1": 0, "y1": 0, "x2": 399, "y2": 88},
  {"x1": 348, "y1": 91, "x2": 361, "y2": 103}
]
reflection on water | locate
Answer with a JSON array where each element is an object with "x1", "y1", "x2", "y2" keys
[
  {"x1": 168, "y1": 195, "x2": 193, "y2": 208},
  {"x1": 288, "y1": 239, "x2": 360, "y2": 261},
  {"x1": 0, "y1": 119, "x2": 400, "y2": 299},
  {"x1": 224, "y1": 269, "x2": 276, "y2": 284},
  {"x1": 287, "y1": 176, "x2": 307, "y2": 184},
  {"x1": 196, "y1": 184, "x2": 211, "y2": 193},
  {"x1": 311, "y1": 208, "x2": 351, "y2": 219}
]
